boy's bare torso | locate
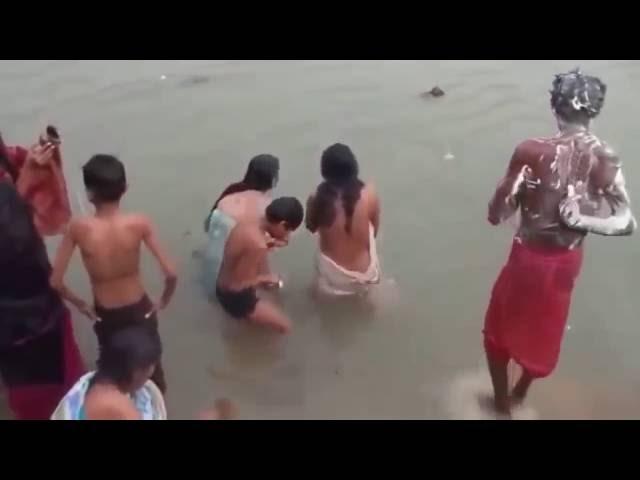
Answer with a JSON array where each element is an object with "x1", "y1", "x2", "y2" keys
[
  {"x1": 71, "y1": 213, "x2": 148, "y2": 308},
  {"x1": 217, "y1": 222, "x2": 268, "y2": 291},
  {"x1": 308, "y1": 183, "x2": 380, "y2": 273}
]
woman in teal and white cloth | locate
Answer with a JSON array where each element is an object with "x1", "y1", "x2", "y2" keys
[
  {"x1": 51, "y1": 326, "x2": 166, "y2": 420},
  {"x1": 202, "y1": 154, "x2": 281, "y2": 296}
]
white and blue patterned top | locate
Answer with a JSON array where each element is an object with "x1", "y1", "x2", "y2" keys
[{"x1": 51, "y1": 372, "x2": 167, "y2": 420}]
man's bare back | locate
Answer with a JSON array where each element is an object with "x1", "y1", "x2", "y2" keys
[
  {"x1": 488, "y1": 129, "x2": 635, "y2": 249},
  {"x1": 307, "y1": 182, "x2": 380, "y2": 272}
]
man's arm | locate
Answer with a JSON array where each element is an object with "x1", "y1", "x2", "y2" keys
[
  {"x1": 50, "y1": 223, "x2": 97, "y2": 319},
  {"x1": 488, "y1": 145, "x2": 528, "y2": 226},
  {"x1": 141, "y1": 217, "x2": 178, "y2": 309},
  {"x1": 560, "y1": 144, "x2": 636, "y2": 236}
]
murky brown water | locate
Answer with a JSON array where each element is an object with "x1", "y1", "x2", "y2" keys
[{"x1": 1, "y1": 60, "x2": 639, "y2": 419}]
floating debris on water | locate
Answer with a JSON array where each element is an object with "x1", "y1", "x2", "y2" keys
[
  {"x1": 420, "y1": 86, "x2": 445, "y2": 99},
  {"x1": 444, "y1": 152, "x2": 455, "y2": 161},
  {"x1": 179, "y1": 74, "x2": 212, "y2": 88},
  {"x1": 160, "y1": 75, "x2": 167, "y2": 81}
]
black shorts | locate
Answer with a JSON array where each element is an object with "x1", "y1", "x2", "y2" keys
[
  {"x1": 216, "y1": 286, "x2": 258, "y2": 319},
  {"x1": 93, "y1": 294, "x2": 166, "y2": 394}
]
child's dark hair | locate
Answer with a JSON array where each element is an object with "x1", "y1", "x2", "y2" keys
[
  {"x1": 205, "y1": 154, "x2": 280, "y2": 232},
  {"x1": 91, "y1": 326, "x2": 162, "y2": 391},
  {"x1": 266, "y1": 197, "x2": 304, "y2": 230},
  {"x1": 314, "y1": 143, "x2": 364, "y2": 233},
  {"x1": 82, "y1": 154, "x2": 127, "y2": 203}
]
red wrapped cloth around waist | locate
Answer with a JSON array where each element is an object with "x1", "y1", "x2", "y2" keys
[{"x1": 483, "y1": 239, "x2": 583, "y2": 378}]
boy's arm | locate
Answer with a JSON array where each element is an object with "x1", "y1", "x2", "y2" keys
[
  {"x1": 50, "y1": 223, "x2": 98, "y2": 320},
  {"x1": 141, "y1": 216, "x2": 178, "y2": 311}
]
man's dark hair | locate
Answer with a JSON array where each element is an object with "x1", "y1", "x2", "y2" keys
[
  {"x1": 82, "y1": 154, "x2": 127, "y2": 203},
  {"x1": 266, "y1": 196, "x2": 304, "y2": 230},
  {"x1": 92, "y1": 326, "x2": 162, "y2": 391},
  {"x1": 550, "y1": 68, "x2": 607, "y2": 125}
]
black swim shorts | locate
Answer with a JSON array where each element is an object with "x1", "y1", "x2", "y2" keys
[{"x1": 215, "y1": 286, "x2": 259, "y2": 319}]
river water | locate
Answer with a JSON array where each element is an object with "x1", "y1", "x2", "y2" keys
[{"x1": 1, "y1": 60, "x2": 639, "y2": 419}]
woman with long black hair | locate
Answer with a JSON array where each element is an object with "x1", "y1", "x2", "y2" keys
[
  {"x1": 202, "y1": 154, "x2": 280, "y2": 295},
  {"x1": 0, "y1": 181, "x2": 85, "y2": 419},
  {"x1": 305, "y1": 143, "x2": 382, "y2": 297}
]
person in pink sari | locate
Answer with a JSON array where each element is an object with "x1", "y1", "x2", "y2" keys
[{"x1": 0, "y1": 126, "x2": 71, "y2": 237}]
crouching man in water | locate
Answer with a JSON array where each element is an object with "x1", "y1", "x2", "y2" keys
[
  {"x1": 216, "y1": 197, "x2": 304, "y2": 333},
  {"x1": 305, "y1": 143, "x2": 381, "y2": 298},
  {"x1": 484, "y1": 69, "x2": 636, "y2": 416},
  {"x1": 50, "y1": 155, "x2": 177, "y2": 394}
]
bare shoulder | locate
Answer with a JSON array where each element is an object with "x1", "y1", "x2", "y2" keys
[
  {"x1": 124, "y1": 212, "x2": 155, "y2": 234},
  {"x1": 85, "y1": 388, "x2": 140, "y2": 420},
  {"x1": 68, "y1": 215, "x2": 95, "y2": 239}
]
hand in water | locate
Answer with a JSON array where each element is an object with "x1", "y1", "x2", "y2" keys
[{"x1": 197, "y1": 398, "x2": 238, "y2": 420}]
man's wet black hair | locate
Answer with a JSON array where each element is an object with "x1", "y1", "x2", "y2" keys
[
  {"x1": 266, "y1": 196, "x2": 304, "y2": 230},
  {"x1": 91, "y1": 326, "x2": 162, "y2": 391},
  {"x1": 550, "y1": 68, "x2": 607, "y2": 125},
  {"x1": 82, "y1": 154, "x2": 127, "y2": 203},
  {"x1": 314, "y1": 143, "x2": 364, "y2": 233},
  {"x1": 205, "y1": 154, "x2": 280, "y2": 232}
]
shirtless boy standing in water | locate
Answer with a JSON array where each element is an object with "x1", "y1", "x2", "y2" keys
[
  {"x1": 216, "y1": 197, "x2": 303, "y2": 333},
  {"x1": 484, "y1": 69, "x2": 636, "y2": 416},
  {"x1": 305, "y1": 143, "x2": 381, "y2": 297},
  {"x1": 50, "y1": 154, "x2": 177, "y2": 393}
]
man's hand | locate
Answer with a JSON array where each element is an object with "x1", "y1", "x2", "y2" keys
[
  {"x1": 26, "y1": 142, "x2": 56, "y2": 167},
  {"x1": 559, "y1": 183, "x2": 586, "y2": 229}
]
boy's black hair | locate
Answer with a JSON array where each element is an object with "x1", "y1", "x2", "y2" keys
[
  {"x1": 82, "y1": 154, "x2": 127, "y2": 203},
  {"x1": 91, "y1": 326, "x2": 162, "y2": 391},
  {"x1": 266, "y1": 196, "x2": 304, "y2": 230}
]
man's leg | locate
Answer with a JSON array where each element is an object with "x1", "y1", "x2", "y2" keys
[
  {"x1": 248, "y1": 299, "x2": 291, "y2": 334},
  {"x1": 511, "y1": 369, "x2": 534, "y2": 405},
  {"x1": 485, "y1": 350, "x2": 510, "y2": 415}
]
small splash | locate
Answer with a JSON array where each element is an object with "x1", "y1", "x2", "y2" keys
[
  {"x1": 443, "y1": 152, "x2": 455, "y2": 161},
  {"x1": 160, "y1": 75, "x2": 167, "y2": 81},
  {"x1": 443, "y1": 368, "x2": 539, "y2": 420}
]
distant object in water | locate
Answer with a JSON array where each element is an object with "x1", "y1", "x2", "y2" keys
[
  {"x1": 420, "y1": 86, "x2": 445, "y2": 99},
  {"x1": 443, "y1": 152, "x2": 455, "y2": 161},
  {"x1": 160, "y1": 75, "x2": 167, "y2": 81},
  {"x1": 179, "y1": 74, "x2": 212, "y2": 88}
]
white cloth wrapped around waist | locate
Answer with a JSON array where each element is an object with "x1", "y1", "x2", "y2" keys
[{"x1": 315, "y1": 224, "x2": 381, "y2": 296}]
